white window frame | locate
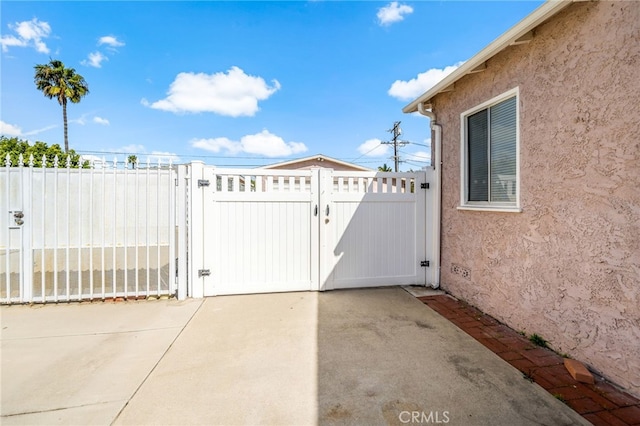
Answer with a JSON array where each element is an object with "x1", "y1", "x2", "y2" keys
[{"x1": 458, "y1": 87, "x2": 521, "y2": 213}]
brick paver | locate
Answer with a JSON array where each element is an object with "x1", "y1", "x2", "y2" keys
[{"x1": 417, "y1": 294, "x2": 640, "y2": 426}]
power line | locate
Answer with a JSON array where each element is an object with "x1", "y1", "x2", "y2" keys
[
  {"x1": 398, "y1": 150, "x2": 430, "y2": 162},
  {"x1": 76, "y1": 150, "x2": 388, "y2": 167},
  {"x1": 351, "y1": 142, "x2": 388, "y2": 163},
  {"x1": 76, "y1": 150, "x2": 296, "y2": 161},
  {"x1": 404, "y1": 160, "x2": 429, "y2": 168},
  {"x1": 408, "y1": 141, "x2": 430, "y2": 148}
]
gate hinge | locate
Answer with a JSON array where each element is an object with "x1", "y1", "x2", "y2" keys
[
  {"x1": 198, "y1": 179, "x2": 210, "y2": 188},
  {"x1": 198, "y1": 269, "x2": 211, "y2": 277},
  {"x1": 420, "y1": 183, "x2": 429, "y2": 189},
  {"x1": 420, "y1": 260, "x2": 430, "y2": 267}
]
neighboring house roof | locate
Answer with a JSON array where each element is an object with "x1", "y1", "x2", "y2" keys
[
  {"x1": 403, "y1": 0, "x2": 578, "y2": 113},
  {"x1": 261, "y1": 154, "x2": 372, "y2": 171}
]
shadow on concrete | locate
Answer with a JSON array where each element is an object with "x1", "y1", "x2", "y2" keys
[{"x1": 315, "y1": 287, "x2": 589, "y2": 425}]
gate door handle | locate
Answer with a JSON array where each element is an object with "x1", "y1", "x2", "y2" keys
[
  {"x1": 325, "y1": 205, "x2": 330, "y2": 216},
  {"x1": 314, "y1": 205, "x2": 318, "y2": 216}
]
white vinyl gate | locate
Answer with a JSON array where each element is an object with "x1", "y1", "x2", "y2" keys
[{"x1": 187, "y1": 163, "x2": 435, "y2": 297}]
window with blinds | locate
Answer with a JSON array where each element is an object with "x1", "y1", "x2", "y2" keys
[{"x1": 464, "y1": 94, "x2": 517, "y2": 206}]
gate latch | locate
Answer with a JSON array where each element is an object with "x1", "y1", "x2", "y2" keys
[
  {"x1": 9, "y1": 211, "x2": 24, "y2": 227},
  {"x1": 420, "y1": 260, "x2": 430, "y2": 267},
  {"x1": 198, "y1": 269, "x2": 211, "y2": 277}
]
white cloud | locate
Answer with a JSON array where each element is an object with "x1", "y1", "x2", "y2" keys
[
  {"x1": 357, "y1": 138, "x2": 389, "y2": 157},
  {"x1": 22, "y1": 124, "x2": 57, "y2": 137},
  {"x1": 0, "y1": 121, "x2": 22, "y2": 136},
  {"x1": 388, "y1": 62, "x2": 464, "y2": 101},
  {"x1": 81, "y1": 36, "x2": 123, "y2": 69},
  {"x1": 82, "y1": 51, "x2": 108, "y2": 68},
  {"x1": 0, "y1": 35, "x2": 25, "y2": 51},
  {"x1": 377, "y1": 2, "x2": 413, "y2": 27},
  {"x1": 147, "y1": 67, "x2": 281, "y2": 117},
  {"x1": 93, "y1": 116, "x2": 110, "y2": 125},
  {"x1": 192, "y1": 130, "x2": 307, "y2": 158},
  {"x1": 241, "y1": 131, "x2": 306, "y2": 157},
  {"x1": 70, "y1": 116, "x2": 87, "y2": 125},
  {"x1": 14, "y1": 19, "x2": 50, "y2": 45},
  {"x1": 192, "y1": 137, "x2": 242, "y2": 155},
  {"x1": 98, "y1": 35, "x2": 124, "y2": 48},
  {"x1": 1, "y1": 18, "x2": 51, "y2": 53}
]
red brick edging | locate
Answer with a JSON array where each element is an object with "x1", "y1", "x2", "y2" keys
[{"x1": 417, "y1": 294, "x2": 640, "y2": 426}]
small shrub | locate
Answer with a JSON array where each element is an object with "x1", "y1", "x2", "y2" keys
[{"x1": 529, "y1": 333, "x2": 548, "y2": 348}]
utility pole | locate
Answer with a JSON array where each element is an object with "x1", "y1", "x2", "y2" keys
[{"x1": 381, "y1": 121, "x2": 409, "y2": 172}]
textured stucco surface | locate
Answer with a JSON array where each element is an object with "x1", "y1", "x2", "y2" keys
[{"x1": 430, "y1": 1, "x2": 640, "y2": 396}]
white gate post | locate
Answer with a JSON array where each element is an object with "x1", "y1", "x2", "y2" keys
[
  {"x1": 21, "y1": 164, "x2": 33, "y2": 302},
  {"x1": 188, "y1": 161, "x2": 205, "y2": 298},
  {"x1": 424, "y1": 167, "x2": 439, "y2": 288},
  {"x1": 317, "y1": 168, "x2": 333, "y2": 291},
  {"x1": 415, "y1": 169, "x2": 429, "y2": 287},
  {"x1": 309, "y1": 168, "x2": 321, "y2": 291},
  {"x1": 176, "y1": 164, "x2": 188, "y2": 299}
]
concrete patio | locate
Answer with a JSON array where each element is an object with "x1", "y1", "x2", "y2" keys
[{"x1": 1, "y1": 287, "x2": 589, "y2": 425}]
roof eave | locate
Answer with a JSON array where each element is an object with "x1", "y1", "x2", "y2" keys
[
  {"x1": 402, "y1": 0, "x2": 575, "y2": 114},
  {"x1": 260, "y1": 154, "x2": 372, "y2": 171}
]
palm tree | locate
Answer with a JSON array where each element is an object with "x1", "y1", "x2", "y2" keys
[
  {"x1": 378, "y1": 163, "x2": 393, "y2": 172},
  {"x1": 127, "y1": 155, "x2": 138, "y2": 169},
  {"x1": 34, "y1": 59, "x2": 89, "y2": 153}
]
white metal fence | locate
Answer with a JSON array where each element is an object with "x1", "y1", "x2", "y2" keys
[{"x1": 1, "y1": 155, "x2": 176, "y2": 304}]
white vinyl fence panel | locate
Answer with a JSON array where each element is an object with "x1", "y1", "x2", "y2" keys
[
  {"x1": 1, "y1": 156, "x2": 176, "y2": 304},
  {"x1": 189, "y1": 166, "x2": 432, "y2": 297},
  {"x1": 200, "y1": 167, "x2": 319, "y2": 296},
  {"x1": 320, "y1": 171, "x2": 427, "y2": 290}
]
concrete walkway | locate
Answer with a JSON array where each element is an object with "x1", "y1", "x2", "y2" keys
[{"x1": 1, "y1": 287, "x2": 589, "y2": 425}]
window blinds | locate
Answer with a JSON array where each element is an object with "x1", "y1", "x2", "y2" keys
[
  {"x1": 468, "y1": 109, "x2": 488, "y2": 201},
  {"x1": 489, "y1": 97, "x2": 517, "y2": 202},
  {"x1": 466, "y1": 96, "x2": 516, "y2": 203}
]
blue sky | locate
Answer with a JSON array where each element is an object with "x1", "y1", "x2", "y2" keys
[{"x1": 1, "y1": 1, "x2": 543, "y2": 169}]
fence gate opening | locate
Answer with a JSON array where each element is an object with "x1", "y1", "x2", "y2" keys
[{"x1": 188, "y1": 164, "x2": 434, "y2": 297}]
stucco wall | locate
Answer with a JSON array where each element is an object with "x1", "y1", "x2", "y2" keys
[{"x1": 431, "y1": 1, "x2": 640, "y2": 396}]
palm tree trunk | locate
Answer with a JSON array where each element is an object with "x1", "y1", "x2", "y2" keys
[{"x1": 62, "y1": 100, "x2": 68, "y2": 153}]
